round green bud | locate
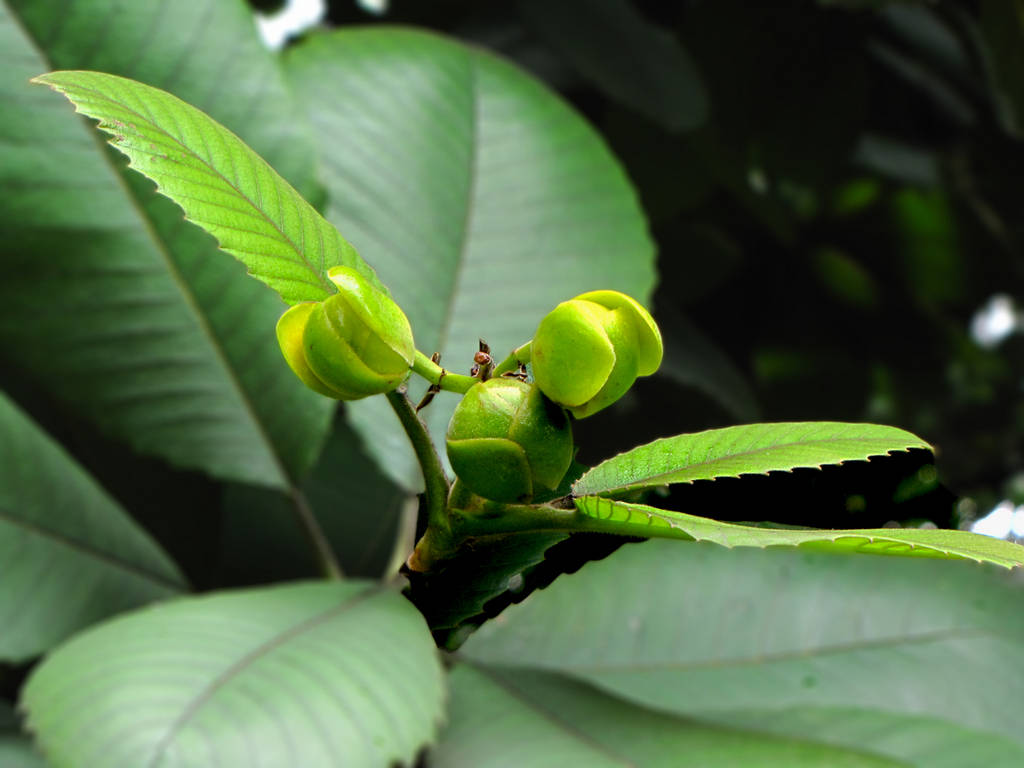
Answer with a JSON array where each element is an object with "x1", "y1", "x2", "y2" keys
[
  {"x1": 446, "y1": 378, "x2": 573, "y2": 503},
  {"x1": 276, "y1": 266, "x2": 415, "y2": 400},
  {"x1": 531, "y1": 290, "x2": 662, "y2": 419}
]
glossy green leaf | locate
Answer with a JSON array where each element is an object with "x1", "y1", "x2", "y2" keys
[
  {"x1": 0, "y1": 391, "x2": 185, "y2": 662},
  {"x1": 0, "y1": 0, "x2": 334, "y2": 487},
  {"x1": 519, "y1": 0, "x2": 708, "y2": 132},
  {"x1": 573, "y1": 496, "x2": 1024, "y2": 568},
  {"x1": 22, "y1": 581, "x2": 445, "y2": 768},
  {"x1": 433, "y1": 665, "x2": 905, "y2": 767},
  {"x1": 573, "y1": 422, "x2": 929, "y2": 496},
  {"x1": 463, "y1": 540, "x2": 1024, "y2": 756},
  {"x1": 32, "y1": 69, "x2": 372, "y2": 304},
  {"x1": 284, "y1": 27, "x2": 657, "y2": 490}
]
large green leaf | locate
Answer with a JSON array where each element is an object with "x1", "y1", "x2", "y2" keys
[
  {"x1": 284, "y1": 27, "x2": 657, "y2": 490},
  {"x1": 1, "y1": 0, "x2": 333, "y2": 487},
  {"x1": 573, "y1": 422, "x2": 929, "y2": 496},
  {"x1": 433, "y1": 664, "x2": 908, "y2": 767},
  {"x1": 573, "y1": 496, "x2": 1024, "y2": 568},
  {"x1": 462, "y1": 540, "x2": 1024, "y2": 757},
  {"x1": 0, "y1": 391, "x2": 185, "y2": 662},
  {"x1": 22, "y1": 581, "x2": 445, "y2": 768}
]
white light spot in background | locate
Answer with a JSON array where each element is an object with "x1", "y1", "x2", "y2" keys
[
  {"x1": 972, "y1": 499, "x2": 1017, "y2": 539},
  {"x1": 256, "y1": 0, "x2": 326, "y2": 51},
  {"x1": 357, "y1": 0, "x2": 389, "y2": 14},
  {"x1": 970, "y1": 293, "x2": 1017, "y2": 349}
]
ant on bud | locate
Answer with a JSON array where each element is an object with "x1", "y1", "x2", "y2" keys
[{"x1": 470, "y1": 340, "x2": 493, "y2": 380}]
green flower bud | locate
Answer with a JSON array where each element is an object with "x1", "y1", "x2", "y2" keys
[
  {"x1": 446, "y1": 378, "x2": 573, "y2": 503},
  {"x1": 276, "y1": 266, "x2": 414, "y2": 400},
  {"x1": 531, "y1": 290, "x2": 662, "y2": 418}
]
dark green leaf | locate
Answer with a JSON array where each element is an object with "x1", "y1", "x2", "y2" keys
[
  {"x1": 0, "y1": 391, "x2": 185, "y2": 662},
  {"x1": 220, "y1": 412, "x2": 410, "y2": 582},
  {"x1": 22, "y1": 582, "x2": 445, "y2": 768},
  {"x1": 1, "y1": 0, "x2": 334, "y2": 487}
]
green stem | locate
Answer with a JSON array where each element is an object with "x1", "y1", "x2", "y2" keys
[
  {"x1": 411, "y1": 350, "x2": 477, "y2": 393},
  {"x1": 289, "y1": 488, "x2": 343, "y2": 579},
  {"x1": 385, "y1": 389, "x2": 450, "y2": 535},
  {"x1": 492, "y1": 342, "x2": 532, "y2": 377}
]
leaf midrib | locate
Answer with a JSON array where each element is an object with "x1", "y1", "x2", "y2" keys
[
  {"x1": 519, "y1": 625, "x2": 989, "y2": 675},
  {"x1": 435, "y1": 50, "x2": 479, "y2": 359},
  {"x1": 146, "y1": 583, "x2": 388, "y2": 768},
  {"x1": 576, "y1": 433, "x2": 925, "y2": 495}
]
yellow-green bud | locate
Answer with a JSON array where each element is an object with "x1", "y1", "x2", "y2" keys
[
  {"x1": 531, "y1": 290, "x2": 662, "y2": 418},
  {"x1": 276, "y1": 267, "x2": 414, "y2": 400},
  {"x1": 446, "y1": 378, "x2": 573, "y2": 503}
]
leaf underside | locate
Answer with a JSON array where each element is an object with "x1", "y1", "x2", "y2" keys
[
  {"x1": 434, "y1": 664, "x2": 909, "y2": 767},
  {"x1": 22, "y1": 582, "x2": 445, "y2": 768},
  {"x1": 574, "y1": 496, "x2": 1024, "y2": 569},
  {"x1": 573, "y1": 421, "x2": 931, "y2": 497},
  {"x1": 461, "y1": 540, "x2": 1024, "y2": 763}
]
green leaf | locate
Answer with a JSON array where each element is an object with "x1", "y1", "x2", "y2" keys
[
  {"x1": 22, "y1": 581, "x2": 445, "y2": 768},
  {"x1": 0, "y1": 0, "x2": 334, "y2": 487},
  {"x1": 0, "y1": 391, "x2": 186, "y2": 662},
  {"x1": 696, "y1": 708, "x2": 1024, "y2": 768},
  {"x1": 32, "y1": 69, "x2": 373, "y2": 304},
  {"x1": 573, "y1": 496, "x2": 1024, "y2": 568},
  {"x1": 518, "y1": 0, "x2": 708, "y2": 132},
  {"x1": 284, "y1": 27, "x2": 657, "y2": 490},
  {"x1": 0, "y1": 703, "x2": 47, "y2": 768},
  {"x1": 434, "y1": 664, "x2": 907, "y2": 767},
  {"x1": 573, "y1": 422, "x2": 930, "y2": 497},
  {"x1": 462, "y1": 540, "x2": 1024, "y2": 758}
]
